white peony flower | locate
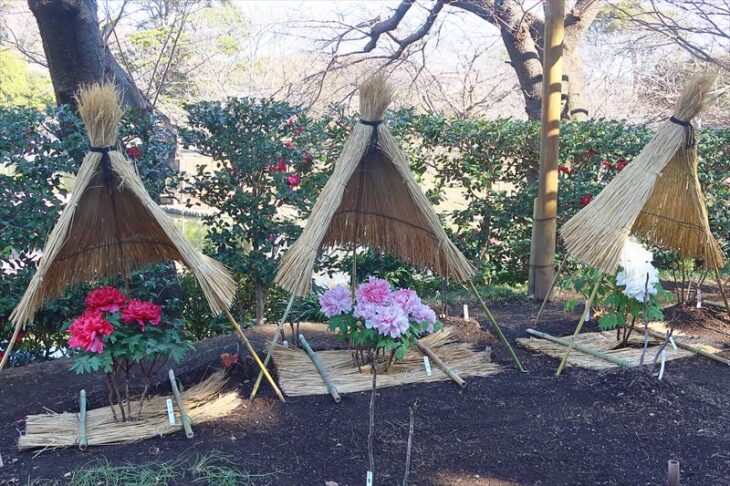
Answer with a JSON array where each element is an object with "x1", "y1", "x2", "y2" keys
[{"x1": 615, "y1": 237, "x2": 659, "y2": 302}]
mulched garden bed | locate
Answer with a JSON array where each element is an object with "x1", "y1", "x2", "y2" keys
[{"x1": 1, "y1": 297, "x2": 728, "y2": 485}]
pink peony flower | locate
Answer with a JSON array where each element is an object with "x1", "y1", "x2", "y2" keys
[
  {"x1": 411, "y1": 303, "x2": 437, "y2": 333},
  {"x1": 85, "y1": 287, "x2": 126, "y2": 313},
  {"x1": 319, "y1": 285, "x2": 352, "y2": 318},
  {"x1": 287, "y1": 174, "x2": 301, "y2": 186},
  {"x1": 366, "y1": 304, "x2": 410, "y2": 339},
  {"x1": 356, "y1": 277, "x2": 391, "y2": 306},
  {"x1": 68, "y1": 314, "x2": 114, "y2": 353},
  {"x1": 389, "y1": 288, "x2": 421, "y2": 314},
  {"x1": 121, "y1": 300, "x2": 162, "y2": 331},
  {"x1": 354, "y1": 301, "x2": 378, "y2": 321}
]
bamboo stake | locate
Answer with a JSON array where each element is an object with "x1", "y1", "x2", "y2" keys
[
  {"x1": 526, "y1": 328, "x2": 631, "y2": 368},
  {"x1": 223, "y1": 307, "x2": 286, "y2": 402},
  {"x1": 168, "y1": 370, "x2": 193, "y2": 439},
  {"x1": 468, "y1": 280, "x2": 526, "y2": 372},
  {"x1": 668, "y1": 459, "x2": 680, "y2": 486},
  {"x1": 0, "y1": 321, "x2": 23, "y2": 371},
  {"x1": 298, "y1": 334, "x2": 341, "y2": 403},
  {"x1": 534, "y1": 257, "x2": 566, "y2": 326},
  {"x1": 556, "y1": 275, "x2": 603, "y2": 376},
  {"x1": 413, "y1": 339, "x2": 466, "y2": 388},
  {"x1": 714, "y1": 267, "x2": 730, "y2": 318},
  {"x1": 78, "y1": 389, "x2": 88, "y2": 451},
  {"x1": 646, "y1": 329, "x2": 730, "y2": 366},
  {"x1": 250, "y1": 294, "x2": 296, "y2": 400}
]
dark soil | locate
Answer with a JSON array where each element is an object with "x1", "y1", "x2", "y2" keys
[{"x1": 1, "y1": 298, "x2": 729, "y2": 485}]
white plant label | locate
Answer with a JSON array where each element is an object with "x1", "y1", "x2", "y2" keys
[
  {"x1": 658, "y1": 349, "x2": 667, "y2": 381},
  {"x1": 423, "y1": 356, "x2": 432, "y2": 376},
  {"x1": 669, "y1": 336, "x2": 678, "y2": 350},
  {"x1": 166, "y1": 398, "x2": 175, "y2": 425},
  {"x1": 463, "y1": 304, "x2": 469, "y2": 320},
  {"x1": 696, "y1": 289, "x2": 702, "y2": 308},
  {"x1": 366, "y1": 470, "x2": 373, "y2": 486},
  {"x1": 584, "y1": 300, "x2": 591, "y2": 322}
]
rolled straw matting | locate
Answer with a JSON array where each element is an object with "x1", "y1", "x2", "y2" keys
[
  {"x1": 19, "y1": 371, "x2": 240, "y2": 450},
  {"x1": 10, "y1": 84, "x2": 236, "y2": 326},
  {"x1": 275, "y1": 74, "x2": 474, "y2": 296},
  {"x1": 272, "y1": 327, "x2": 501, "y2": 396},
  {"x1": 560, "y1": 72, "x2": 723, "y2": 274}
]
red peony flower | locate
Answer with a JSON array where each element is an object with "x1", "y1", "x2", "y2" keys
[
  {"x1": 126, "y1": 146, "x2": 143, "y2": 159},
  {"x1": 580, "y1": 194, "x2": 593, "y2": 206},
  {"x1": 68, "y1": 314, "x2": 114, "y2": 354},
  {"x1": 121, "y1": 300, "x2": 162, "y2": 331},
  {"x1": 287, "y1": 174, "x2": 301, "y2": 187},
  {"x1": 601, "y1": 159, "x2": 613, "y2": 170},
  {"x1": 616, "y1": 158, "x2": 629, "y2": 171},
  {"x1": 558, "y1": 165, "x2": 571, "y2": 175},
  {"x1": 85, "y1": 287, "x2": 126, "y2": 314}
]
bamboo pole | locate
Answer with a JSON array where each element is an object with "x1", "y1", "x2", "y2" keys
[
  {"x1": 78, "y1": 389, "x2": 88, "y2": 451},
  {"x1": 532, "y1": 0, "x2": 565, "y2": 301},
  {"x1": 668, "y1": 459, "x2": 680, "y2": 486},
  {"x1": 534, "y1": 257, "x2": 566, "y2": 325},
  {"x1": 298, "y1": 334, "x2": 341, "y2": 403},
  {"x1": 0, "y1": 321, "x2": 23, "y2": 371},
  {"x1": 413, "y1": 339, "x2": 466, "y2": 388},
  {"x1": 556, "y1": 275, "x2": 602, "y2": 376},
  {"x1": 468, "y1": 280, "x2": 526, "y2": 372},
  {"x1": 250, "y1": 294, "x2": 296, "y2": 400},
  {"x1": 168, "y1": 370, "x2": 193, "y2": 439},
  {"x1": 646, "y1": 329, "x2": 730, "y2": 366},
  {"x1": 714, "y1": 267, "x2": 730, "y2": 318},
  {"x1": 223, "y1": 307, "x2": 286, "y2": 402},
  {"x1": 526, "y1": 328, "x2": 631, "y2": 368}
]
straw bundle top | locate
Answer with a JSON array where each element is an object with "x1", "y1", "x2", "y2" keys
[
  {"x1": 275, "y1": 74, "x2": 475, "y2": 297},
  {"x1": 10, "y1": 83, "x2": 235, "y2": 325},
  {"x1": 560, "y1": 72, "x2": 723, "y2": 274}
]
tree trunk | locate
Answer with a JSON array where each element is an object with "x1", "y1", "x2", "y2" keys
[
  {"x1": 28, "y1": 0, "x2": 148, "y2": 110},
  {"x1": 254, "y1": 279, "x2": 267, "y2": 327}
]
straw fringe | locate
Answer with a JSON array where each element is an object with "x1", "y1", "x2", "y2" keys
[
  {"x1": 560, "y1": 72, "x2": 723, "y2": 274},
  {"x1": 275, "y1": 74, "x2": 475, "y2": 296},
  {"x1": 10, "y1": 84, "x2": 236, "y2": 325},
  {"x1": 19, "y1": 371, "x2": 239, "y2": 450}
]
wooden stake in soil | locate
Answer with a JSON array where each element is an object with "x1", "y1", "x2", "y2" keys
[
  {"x1": 646, "y1": 329, "x2": 730, "y2": 366},
  {"x1": 534, "y1": 257, "x2": 567, "y2": 326},
  {"x1": 468, "y1": 280, "x2": 526, "y2": 372},
  {"x1": 250, "y1": 294, "x2": 296, "y2": 401},
  {"x1": 526, "y1": 329, "x2": 631, "y2": 368},
  {"x1": 714, "y1": 267, "x2": 730, "y2": 318},
  {"x1": 168, "y1": 370, "x2": 193, "y2": 439},
  {"x1": 556, "y1": 275, "x2": 603, "y2": 376},
  {"x1": 298, "y1": 334, "x2": 341, "y2": 403},
  {"x1": 223, "y1": 308, "x2": 286, "y2": 402},
  {"x1": 78, "y1": 389, "x2": 88, "y2": 451},
  {"x1": 413, "y1": 339, "x2": 466, "y2": 388}
]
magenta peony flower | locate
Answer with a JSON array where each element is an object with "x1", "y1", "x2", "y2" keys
[
  {"x1": 84, "y1": 287, "x2": 126, "y2": 313},
  {"x1": 319, "y1": 285, "x2": 352, "y2": 318},
  {"x1": 411, "y1": 303, "x2": 437, "y2": 333},
  {"x1": 356, "y1": 277, "x2": 391, "y2": 306},
  {"x1": 121, "y1": 299, "x2": 162, "y2": 331},
  {"x1": 389, "y1": 288, "x2": 421, "y2": 314},
  {"x1": 68, "y1": 314, "x2": 114, "y2": 353},
  {"x1": 367, "y1": 304, "x2": 410, "y2": 339}
]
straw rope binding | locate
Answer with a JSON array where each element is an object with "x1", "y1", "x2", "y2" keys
[
  {"x1": 275, "y1": 74, "x2": 475, "y2": 296},
  {"x1": 560, "y1": 72, "x2": 723, "y2": 274}
]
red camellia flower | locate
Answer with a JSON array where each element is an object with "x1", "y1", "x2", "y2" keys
[
  {"x1": 580, "y1": 194, "x2": 593, "y2": 206},
  {"x1": 275, "y1": 158, "x2": 288, "y2": 172},
  {"x1": 558, "y1": 165, "x2": 571, "y2": 175},
  {"x1": 85, "y1": 287, "x2": 126, "y2": 313},
  {"x1": 601, "y1": 159, "x2": 613, "y2": 170},
  {"x1": 303, "y1": 152, "x2": 313, "y2": 164},
  {"x1": 121, "y1": 300, "x2": 162, "y2": 331},
  {"x1": 283, "y1": 139, "x2": 294, "y2": 148},
  {"x1": 126, "y1": 146, "x2": 143, "y2": 159},
  {"x1": 68, "y1": 314, "x2": 114, "y2": 354},
  {"x1": 296, "y1": 125, "x2": 303, "y2": 135},
  {"x1": 616, "y1": 158, "x2": 629, "y2": 171},
  {"x1": 287, "y1": 174, "x2": 302, "y2": 187},
  {"x1": 584, "y1": 149, "x2": 595, "y2": 158},
  {"x1": 15, "y1": 330, "x2": 25, "y2": 345}
]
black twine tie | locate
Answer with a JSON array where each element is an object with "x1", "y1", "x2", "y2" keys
[
  {"x1": 669, "y1": 116, "x2": 695, "y2": 149},
  {"x1": 90, "y1": 146, "x2": 115, "y2": 185},
  {"x1": 360, "y1": 119, "x2": 382, "y2": 155}
]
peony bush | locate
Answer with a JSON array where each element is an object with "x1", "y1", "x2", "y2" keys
[
  {"x1": 320, "y1": 277, "x2": 440, "y2": 369},
  {"x1": 66, "y1": 287, "x2": 193, "y2": 420}
]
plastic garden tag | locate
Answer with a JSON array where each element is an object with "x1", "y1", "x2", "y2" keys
[
  {"x1": 696, "y1": 289, "x2": 702, "y2": 308},
  {"x1": 463, "y1": 304, "x2": 469, "y2": 320},
  {"x1": 669, "y1": 336, "x2": 678, "y2": 350},
  {"x1": 166, "y1": 398, "x2": 175, "y2": 425},
  {"x1": 658, "y1": 349, "x2": 667, "y2": 380},
  {"x1": 366, "y1": 470, "x2": 373, "y2": 486},
  {"x1": 584, "y1": 300, "x2": 591, "y2": 321},
  {"x1": 423, "y1": 356, "x2": 432, "y2": 376}
]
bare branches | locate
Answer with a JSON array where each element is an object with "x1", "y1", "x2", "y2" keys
[{"x1": 363, "y1": 0, "x2": 416, "y2": 52}]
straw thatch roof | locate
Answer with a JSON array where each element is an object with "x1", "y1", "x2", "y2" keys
[
  {"x1": 275, "y1": 75, "x2": 475, "y2": 296},
  {"x1": 560, "y1": 72, "x2": 724, "y2": 274},
  {"x1": 10, "y1": 84, "x2": 236, "y2": 326}
]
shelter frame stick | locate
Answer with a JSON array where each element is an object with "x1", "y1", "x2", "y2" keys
[
  {"x1": 534, "y1": 257, "x2": 567, "y2": 326},
  {"x1": 250, "y1": 294, "x2": 296, "y2": 400},
  {"x1": 555, "y1": 275, "x2": 603, "y2": 376},
  {"x1": 298, "y1": 334, "x2": 341, "y2": 402},
  {"x1": 413, "y1": 339, "x2": 466, "y2": 388},
  {"x1": 223, "y1": 308, "x2": 286, "y2": 402},
  {"x1": 713, "y1": 267, "x2": 730, "y2": 318},
  {"x1": 0, "y1": 321, "x2": 23, "y2": 371},
  {"x1": 467, "y1": 280, "x2": 526, "y2": 372},
  {"x1": 168, "y1": 369, "x2": 194, "y2": 439},
  {"x1": 526, "y1": 328, "x2": 630, "y2": 367}
]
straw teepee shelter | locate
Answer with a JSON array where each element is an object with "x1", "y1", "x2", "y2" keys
[
  {"x1": 1, "y1": 84, "x2": 284, "y2": 400},
  {"x1": 554, "y1": 72, "x2": 727, "y2": 375},
  {"x1": 249, "y1": 75, "x2": 524, "y2": 399}
]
